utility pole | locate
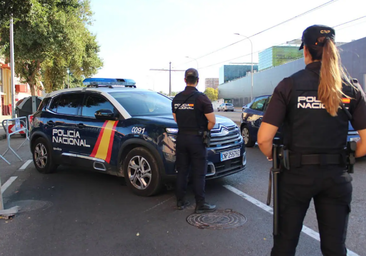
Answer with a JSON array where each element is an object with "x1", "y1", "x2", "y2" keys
[
  {"x1": 10, "y1": 17, "x2": 15, "y2": 118},
  {"x1": 150, "y1": 62, "x2": 185, "y2": 96}
]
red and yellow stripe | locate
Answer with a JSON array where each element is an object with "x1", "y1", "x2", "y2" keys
[
  {"x1": 90, "y1": 120, "x2": 118, "y2": 163},
  {"x1": 342, "y1": 98, "x2": 351, "y2": 104}
]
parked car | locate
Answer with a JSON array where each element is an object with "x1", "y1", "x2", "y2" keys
[
  {"x1": 240, "y1": 95, "x2": 359, "y2": 147},
  {"x1": 29, "y1": 83, "x2": 246, "y2": 197},
  {"x1": 217, "y1": 103, "x2": 234, "y2": 112}
]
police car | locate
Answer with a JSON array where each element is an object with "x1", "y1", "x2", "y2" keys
[{"x1": 29, "y1": 78, "x2": 246, "y2": 196}]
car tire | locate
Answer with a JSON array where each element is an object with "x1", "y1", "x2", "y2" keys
[
  {"x1": 32, "y1": 137, "x2": 57, "y2": 173},
  {"x1": 241, "y1": 126, "x2": 255, "y2": 147},
  {"x1": 123, "y1": 147, "x2": 162, "y2": 196}
]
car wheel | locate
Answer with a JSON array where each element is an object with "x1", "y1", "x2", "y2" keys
[
  {"x1": 241, "y1": 126, "x2": 255, "y2": 147},
  {"x1": 123, "y1": 147, "x2": 162, "y2": 196},
  {"x1": 32, "y1": 137, "x2": 57, "y2": 173}
]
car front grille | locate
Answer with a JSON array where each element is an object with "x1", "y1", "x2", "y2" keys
[{"x1": 209, "y1": 125, "x2": 242, "y2": 150}]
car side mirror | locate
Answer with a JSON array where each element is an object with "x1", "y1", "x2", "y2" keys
[{"x1": 95, "y1": 109, "x2": 117, "y2": 120}]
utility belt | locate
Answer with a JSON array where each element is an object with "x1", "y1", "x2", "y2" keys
[
  {"x1": 178, "y1": 129, "x2": 211, "y2": 147},
  {"x1": 278, "y1": 141, "x2": 357, "y2": 173},
  {"x1": 178, "y1": 130, "x2": 201, "y2": 135}
]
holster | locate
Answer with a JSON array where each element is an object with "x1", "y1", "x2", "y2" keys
[{"x1": 202, "y1": 131, "x2": 211, "y2": 147}]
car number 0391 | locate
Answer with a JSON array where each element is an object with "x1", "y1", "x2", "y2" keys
[
  {"x1": 131, "y1": 127, "x2": 145, "y2": 134},
  {"x1": 220, "y1": 148, "x2": 241, "y2": 161}
]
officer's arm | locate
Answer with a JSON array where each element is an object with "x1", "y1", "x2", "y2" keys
[
  {"x1": 257, "y1": 122, "x2": 279, "y2": 158},
  {"x1": 205, "y1": 112, "x2": 216, "y2": 131},
  {"x1": 172, "y1": 113, "x2": 177, "y2": 123},
  {"x1": 356, "y1": 129, "x2": 366, "y2": 158}
]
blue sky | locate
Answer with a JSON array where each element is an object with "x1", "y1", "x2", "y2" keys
[{"x1": 88, "y1": 0, "x2": 366, "y2": 94}]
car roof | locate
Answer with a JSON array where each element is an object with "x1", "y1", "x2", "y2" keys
[{"x1": 45, "y1": 87, "x2": 155, "y2": 98}]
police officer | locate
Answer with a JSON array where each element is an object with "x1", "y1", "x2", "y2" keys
[
  {"x1": 257, "y1": 25, "x2": 366, "y2": 255},
  {"x1": 172, "y1": 68, "x2": 216, "y2": 214}
]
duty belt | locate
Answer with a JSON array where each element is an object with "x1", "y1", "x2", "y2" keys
[
  {"x1": 178, "y1": 130, "x2": 201, "y2": 135},
  {"x1": 289, "y1": 153, "x2": 346, "y2": 167}
]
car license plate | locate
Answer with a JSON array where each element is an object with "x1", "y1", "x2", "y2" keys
[{"x1": 220, "y1": 148, "x2": 241, "y2": 161}]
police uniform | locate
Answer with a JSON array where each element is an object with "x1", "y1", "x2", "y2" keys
[
  {"x1": 263, "y1": 60, "x2": 366, "y2": 255},
  {"x1": 172, "y1": 82, "x2": 214, "y2": 210}
]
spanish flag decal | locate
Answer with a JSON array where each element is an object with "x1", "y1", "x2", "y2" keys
[
  {"x1": 342, "y1": 98, "x2": 351, "y2": 104},
  {"x1": 90, "y1": 120, "x2": 118, "y2": 163}
]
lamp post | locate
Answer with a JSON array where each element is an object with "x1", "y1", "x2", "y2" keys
[
  {"x1": 234, "y1": 33, "x2": 253, "y2": 102},
  {"x1": 185, "y1": 56, "x2": 199, "y2": 70}
]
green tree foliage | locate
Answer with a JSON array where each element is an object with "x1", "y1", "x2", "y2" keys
[
  {"x1": 204, "y1": 87, "x2": 218, "y2": 102},
  {"x1": 0, "y1": 0, "x2": 102, "y2": 94}
]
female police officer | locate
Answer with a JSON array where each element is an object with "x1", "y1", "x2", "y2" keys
[{"x1": 257, "y1": 25, "x2": 366, "y2": 256}]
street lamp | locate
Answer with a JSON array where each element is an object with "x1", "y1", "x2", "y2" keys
[
  {"x1": 185, "y1": 56, "x2": 199, "y2": 70},
  {"x1": 234, "y1": 33, "x2": 253, "y2": 102}
]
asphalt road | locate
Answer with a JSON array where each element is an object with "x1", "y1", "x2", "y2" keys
[{"x1": 0, "y1": 114, "x2": 365, "y2": 256}]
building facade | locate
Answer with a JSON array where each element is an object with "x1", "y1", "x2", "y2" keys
[
  {"x1": 205, "y1": 78, "x2": 219, "y2": 90},
  {"x1": 258, "y1": 46, "x2": 303, "y2": 71},
  {"x1": 218, "y1": 37, "x2": 366, "y2": 107},
  {"x1": 0, "y1": 57, "x2": 43, "y2": 116},
  {"x1": 219, "y1": 64, "x2": 258, "y2": 84}
]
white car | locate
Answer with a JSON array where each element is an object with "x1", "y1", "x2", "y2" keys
[{"x1": 218, "y1": 103, "x2": 234, "y2": 112}]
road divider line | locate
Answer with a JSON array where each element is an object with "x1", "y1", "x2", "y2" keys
[
  {"x1": 223, "y1": 185, "x2": 359, "y2": 256},
  {"x1": 1, "y1": 176, "x2": 18, "y2": 193},
  {"x1": 19, "y1": 159, "x2": 32, "y2": 171}
]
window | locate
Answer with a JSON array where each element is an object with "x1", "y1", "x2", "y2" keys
[
  {"x1": 81, "y1": 93, "x2": 115, "y2": 118},
  {"x1": 49, "y1": 93, "x2": 83, "y2": 115},
  {"x1": 250, "y1": 96, "x2": 268, "y2": 111},
  {"x1": 110, "y1": 91, "x2": 172, "y2": 116}
]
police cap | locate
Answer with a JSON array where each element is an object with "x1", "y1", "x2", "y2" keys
[{"x1": 299, "y1": 24, "x2": 335, "y2": 50}]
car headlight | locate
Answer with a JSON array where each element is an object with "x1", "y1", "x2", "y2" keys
[
  {"x1": 166, "y1": 128, "x2": 178, "y2": 142},
  {"x1": 166, "y1": 128, "x2": 178, "y2": 134}
]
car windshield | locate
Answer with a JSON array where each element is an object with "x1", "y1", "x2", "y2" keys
[
  {"x1": 226, "y1": 103, "x2": 233, "y2": 106},
  {"x1": 109, "y1": 91, "x2": 172, "y2": 116}
]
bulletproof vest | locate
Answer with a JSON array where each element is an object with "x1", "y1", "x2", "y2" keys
[
  {"x1": 283, "y1": 69, "x2": 355, "y2": 154},
  {"x1": 173, "y1": 91, "x2": 208, "y2": 132}
]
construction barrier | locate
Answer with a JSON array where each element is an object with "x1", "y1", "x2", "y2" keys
[{"x1": 1, "y1": 116, "x2": 29, "y2": 165}]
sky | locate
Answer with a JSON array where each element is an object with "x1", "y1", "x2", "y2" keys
[{"x1": 88, "y1": 0, "x2": 366, "y2": 94}]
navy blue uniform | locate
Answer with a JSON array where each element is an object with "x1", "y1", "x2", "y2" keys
[
  {"x1": 172, "y1": 86, "x2": 213, "y2": 204},
  {"x1": 263, "y1": 62, "x2": 366, "y2": 256}
]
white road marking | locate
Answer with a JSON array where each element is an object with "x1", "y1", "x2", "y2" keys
[
  {"x1": 19, "y1": 159, "x2": 32, "y2": 171},
  {"x1": 1, "y1": 176, "x2": 18, "y2": 193},
  {"x1": 223, "y1": 185, "x2": 359, "y2": 256}
]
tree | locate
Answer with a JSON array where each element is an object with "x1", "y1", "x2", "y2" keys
[
  {"x1": 0, "y1": 0, "x2": 102, "y2": 95},
  {"x1": 204, "y1": 87, "x2": 218, "y2": 102}
]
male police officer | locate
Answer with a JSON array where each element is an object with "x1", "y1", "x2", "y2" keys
[{"x1": 172, "y1": 68, "x2": 216, "y2": 214}]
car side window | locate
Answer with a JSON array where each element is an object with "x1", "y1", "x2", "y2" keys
[
  {"x1": 250, "y1": 97, "x2": 268, "y2": 111},
  {"x1": 82, "y1": 93, "x2": 115, "y2": 118},
  {"x1": 49, "y1": 93, "x2": 83, "y2": 115}
]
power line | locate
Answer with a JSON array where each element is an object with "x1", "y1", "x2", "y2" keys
[
  {"x1": 197, "y1": 15, "x2": 366, "y2": 71},
  {"x1": 189, "y1": 0, "x2": 338, "y2": 63},
  {"x1": 333, "y1": 15, "x2": 366, "y2": 28}
]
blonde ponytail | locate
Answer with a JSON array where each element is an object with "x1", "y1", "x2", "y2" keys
[{"x1": 318, "y1": 38, "x2": 343, "y2": 116}]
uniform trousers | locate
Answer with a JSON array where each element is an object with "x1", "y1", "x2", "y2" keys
[
  {"x1": 175, "y1": 133, "x2": 207, "y2": 204},
  {"x1": 271, "y1": 165, "x2": 352, "y2": 256}
]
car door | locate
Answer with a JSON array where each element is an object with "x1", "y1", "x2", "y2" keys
[
  {"x1": 77, "y1": 92, "x2": 120, "y2": 172},
  {"x1": 47, "y1": 92, "x2": 84, "y2": 162},
  {"x1": 242, "y1": 96, "x2": 270, "y2": 131}
]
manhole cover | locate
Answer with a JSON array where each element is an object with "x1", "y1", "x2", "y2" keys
[
  {"x1": 6, "y1": 200, "x2": 53, "y2": 213},
  {"x1": 186, "y1": 209, "x2": 247, "y2": 230}
]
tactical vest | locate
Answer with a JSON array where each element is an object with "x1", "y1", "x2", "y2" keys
[
  {"x1": 283, "y1": 69, "x2": 355, "y2": 154},
  {"x1": 173, "y1": 91, "x2": 208, "y2": 133}
]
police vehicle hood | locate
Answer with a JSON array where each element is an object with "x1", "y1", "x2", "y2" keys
[{"x1": 131, "y1": 114, "x2": 236, "y2": 129}]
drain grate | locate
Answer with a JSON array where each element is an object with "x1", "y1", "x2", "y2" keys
[{"x1": 186, "y1": 209, "x2": 247, "y2": 230}]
